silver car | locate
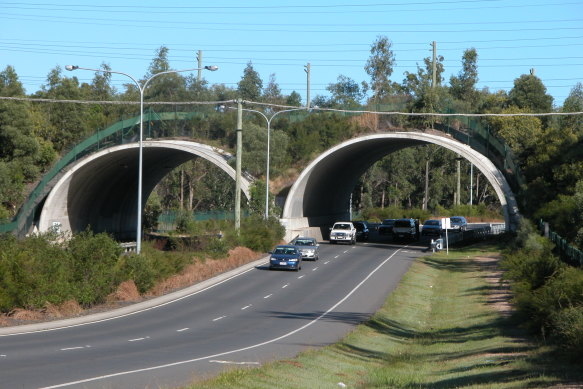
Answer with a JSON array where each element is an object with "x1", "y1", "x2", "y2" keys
[{"x1": 291, "y1": 237, "x2": 320, "y2": 261}]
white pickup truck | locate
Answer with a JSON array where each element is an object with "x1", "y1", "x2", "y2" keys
[{"x1": 329, "y1": 221, "x2": 357, "y2": 244}]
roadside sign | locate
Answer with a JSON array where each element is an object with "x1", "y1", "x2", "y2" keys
[{"x1": 441, "y1": 218, "x2": 450, "y2": 254}]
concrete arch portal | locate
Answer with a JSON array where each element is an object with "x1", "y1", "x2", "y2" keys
[
  {"x1": 281, "y1": 132, "x2": 520, "y2": 240},
  {"x1": 39, "y1": 140, "x2": 251, "y2": 240}
]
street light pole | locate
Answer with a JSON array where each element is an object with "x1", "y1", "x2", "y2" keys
[
  {"x1": 224, "y1": 105, "x2": 306, "y2": 219},
  {"x1": 65, "y1": 64, "x2": 218, "y2": 254}
]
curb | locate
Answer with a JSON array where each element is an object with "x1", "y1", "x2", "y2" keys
[{"x1": 0, "y1": 255, "x2": 269, "y2": 336}]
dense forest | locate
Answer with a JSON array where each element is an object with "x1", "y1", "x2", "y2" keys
[{"x1": 0, "y1": 37, "x2": 581, "y2": 247}]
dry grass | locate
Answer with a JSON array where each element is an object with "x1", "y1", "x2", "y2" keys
[
  {"x1": 147, "y1": 247, "x2": 261, "y2": 296},
  {"x1": 107, "y1": 280, "x2": 141, "y2": 302},
  {"x1": 10, "y1": 308, "x2": 44, "y2": 321},
  {"x1": 44, "y1": 300, "x2": 83, "y2": 319}
]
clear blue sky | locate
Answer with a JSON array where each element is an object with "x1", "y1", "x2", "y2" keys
[{"x1": 1, "y1": 0, "x2": 582, "y2": 107}]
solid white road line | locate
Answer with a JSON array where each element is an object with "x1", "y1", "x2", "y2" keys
[
  {"x1": 40, "y1": 248, "x2": 405, "y2": 389},
  {"x1": 209, "y1": 360, "x2": 260, "y2": 365}
]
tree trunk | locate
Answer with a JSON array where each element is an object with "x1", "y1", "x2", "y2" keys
[{"x1": 180, "y1": 168, "x2": 184, "y2": 210}]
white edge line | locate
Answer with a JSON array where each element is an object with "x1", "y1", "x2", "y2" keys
[{"x1": 39, "y1": 247, "x2": 405, "y2": 389}]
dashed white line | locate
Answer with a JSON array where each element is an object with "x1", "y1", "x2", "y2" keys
[
  {"x1": 282, "y1": 284, "x2": 289, "y2": 289},
  {"x1": 312, "y1": 267, "x2": 319, "y2": 271},
  {"x1": 128, "y1": 337, "x2": 150, "y2": 342},
  {"x1": 297, "y1": 275, "x2": 305, "y2": 279},
  {"x1": 334, "y1": 255, "x2": 339, "y2": 258},
  {"x1": 60, "y1": 346, "x2": 90, "y2": 351},
  {"x1": 263, "y1": 294, "x2": 272, "y2": 299},
  {"x1": 324, "y1": 261, "x2": 330, "y2": 264},
  {"x1": 212, "y1": 316, "x2": 226, "y2": 322},
  {"x1": 0, "y1": 354, "x2": 6, "y2": 357},
  {"x1": 343, "y1": 250, "x2": 348, "y2": 253},
  {"x1": 176, "y1": 328, "x2": 189, "y2": 332},
  {"x1": 241, "y1": 305, "x2": 252, "y2": 310}
]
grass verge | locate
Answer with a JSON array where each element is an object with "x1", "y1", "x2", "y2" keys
[{"x1": 187, "y1": 242, "x2": 583, "y2": 388}]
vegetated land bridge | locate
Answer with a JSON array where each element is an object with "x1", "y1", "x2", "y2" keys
[{"x1": 0, "y1": 109, "x2": 522, "y2": 240}]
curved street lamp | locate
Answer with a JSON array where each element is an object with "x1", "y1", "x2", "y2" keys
[{"x1": 65, "y1": 64, "x2": 218, "y2": 254}]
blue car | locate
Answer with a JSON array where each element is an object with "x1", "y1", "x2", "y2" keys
[
  {"x1": 269, "y1": 245, "x2": 302, "y2": 271},
  {"x1": 421, "y1": 219, "x2": 442, "y2": 237}
]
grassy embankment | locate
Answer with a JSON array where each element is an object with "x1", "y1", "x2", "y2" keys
[{"x1": 188, "y1": 243, "x2": 582, "y2": 388}]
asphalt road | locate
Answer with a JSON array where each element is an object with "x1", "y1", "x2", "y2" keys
[{"x1": 0, "y1": 239, "x2": 428, "y2": 389}]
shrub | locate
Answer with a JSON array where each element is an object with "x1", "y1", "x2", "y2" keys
[
  {"x1": 115, "y1": 254, "x2": 157, "y2": 294},
  {"x1": 239, "y1": 215, "x2": 285, "y2": 252},
  {"x1": 67, "y1": 229, "x2": 123, "y2": 306},
  {"x1": 551, "y1": 306, "x2": 583, "y2": 350}
]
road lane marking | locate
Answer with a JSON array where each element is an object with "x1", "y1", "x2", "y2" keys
[
  {"x1": 282, "y1": 284, "x2": 289, "y2": 289},
  {"x1": 263, "y1": 294, "x2": 272, "y2": 299},
  {"x1": 297, "y1": 275, "x2": 304, "y2": 279},
  {"x1": 343, "y1": 250, "x2": 348, "y2": 253},
  {"x1": 324, "y1": 261, "x2": 330, "y2": 264},
  {"x1": 60, "y1": 346, "x2": 90, "y2": 351},
  {"x1": 209, "y1": 360, "x2": 260, "y2": 365},
  {"x1": 241, "y1": 305, "x2": 252, "y2": 310},
  {"x1": 212, "y1": 316, "x2": 226, "y2": 322},
  {"x1": 176, "y1": 328, "x2": 189, "y2": 332},
  {"x1": 312, "y1": 267, "x2": 319, "y2": 271},
  {"x1": 128, "y1": 337, "x2": 150, "y2": 342},
  {"x1": 0, "y1": 354, "x2": 6, "y2": 357},
  {"x1": 334, "y1": 255, "x2": 339, "y2": 258},
  {"x1": 39, "y1": 248, "x2": 407, "y2": 389}
]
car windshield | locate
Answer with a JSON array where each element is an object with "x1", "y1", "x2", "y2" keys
[
  {"x1": 451, "y1": 217, "x2": 463, "y2": 223},
  {"x1": 334, "y1": 224, "x2": 350, "y2": 230},
  {"x1": 274, "y1": 247, "x2": 297, "y2": 255},
  {"x1": 354, "y1": 224, "x2": 364, "y2": 231},
  {"x1": 425, "y1": 220, "x2": 440, "y2": 226},
  {"x1": 295, "y1": 240, "x2": 314, "y2": 246},
  {"x1": 394, "y1": 220, "x2": 411, "y2": 228}
]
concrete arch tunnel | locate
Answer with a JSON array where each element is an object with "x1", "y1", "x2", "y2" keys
[
  {"x1": 281, "y1": 132, "x2": 520, "y2": 241},
  {"x1": 39, "y1": 140, "x2": 251, "y2": 240}
]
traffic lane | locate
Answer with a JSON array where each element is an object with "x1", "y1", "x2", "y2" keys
[
  {"x1": 0, "y1": 242, "x2": 359, "y2": 387},
  {"x1": 75, "y1": 243, "x2": 423, "y2": 389},
  {"x1": 1, "y1": 243, "x2": 417, "y2": 388}
]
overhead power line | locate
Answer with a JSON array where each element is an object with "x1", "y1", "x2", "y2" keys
[{"x1": 1, "y1": 96, "x2": 581, "y2": 117}]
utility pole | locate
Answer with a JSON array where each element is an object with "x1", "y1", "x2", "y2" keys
[
  {"x1": 235, "y1": 99, "x2": 243, "y2": 232},
  {"x1": 431, "y1": 41, "x2": 437, "y2": 88},
  {"x1": 304, "y1": 62, "x2": 311, "y2": 109},
  {"x1": 197, "y1": 50, "x2": 203, "y2": 82},
  {"x1": 456, "y1": 158, "x2": 462, "y2": 206},
  {"x1": 469, "y1": 163, "x2": 473, "y2": 205}
]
